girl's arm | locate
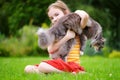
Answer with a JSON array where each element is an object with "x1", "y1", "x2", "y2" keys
[
  {"x1": 48, "y1": 30, "x2": 75, "y2": 54},
  {"x1": 75, "y1": 10, "x2": 89, "y2": 29}
]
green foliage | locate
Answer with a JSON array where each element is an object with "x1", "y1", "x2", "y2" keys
[
  {"x1": 102, "y1": 46, "x2": 112, "y2": 57},
  {"x1": 109, "y1": 50, "x2": 120, "y2": 58},
  {"x1": 0, "y1": 34, "x2": 5, "y2": 41},
  {"x1": 84, "y1": 40, "x2": 95, "y2": 56},
  {"x1": 0, "y1": 0, "x2": 55, "y2": 35},
  {"x1": 0, "y1": 25, "x2": 47, "y2": 57},
  {"x1": 41, "y1": 23, "x2": 50, "y2": 29},
  {"x1": 0, "y1": 0, "x2": 120, "y2": 54}
]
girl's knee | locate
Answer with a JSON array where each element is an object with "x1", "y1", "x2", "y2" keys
[
  {"x1": 38, "y1": 62, "x2": 63, "y2": 73},
  {"x1": 38, "y1": 62, "x2": 48, "y2": 73}
]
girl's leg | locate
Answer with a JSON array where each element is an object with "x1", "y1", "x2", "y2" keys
[
  {"x1": 38, "y1": 62, "x2": 63, "y2": 73},
  {"x1": 24, "y1": 62, "x2": 63, "y2": 74}
]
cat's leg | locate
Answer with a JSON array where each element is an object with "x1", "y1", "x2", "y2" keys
[{"x1": 79, "y1": 34, "x2": 87, "y2": 55}]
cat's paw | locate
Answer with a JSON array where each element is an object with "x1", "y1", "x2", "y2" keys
[{"x1": 80, "y1": 51, "x2": 84, "y2": 56}]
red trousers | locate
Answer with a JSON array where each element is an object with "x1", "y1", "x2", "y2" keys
[{"x1": 42, "y1": 58, "x2": 85, "y2": 73}]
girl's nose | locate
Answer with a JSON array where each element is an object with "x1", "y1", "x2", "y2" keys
[{"x1": 53, "y1": 17, "x2": 57, "y2": 23}]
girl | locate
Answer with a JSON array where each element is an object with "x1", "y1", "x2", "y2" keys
[{"x1": 24, "y1": 0, "x2": 89, "y2": 74}]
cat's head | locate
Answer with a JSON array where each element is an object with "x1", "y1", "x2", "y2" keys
[
  {"x1": 62, "y1": 13, "x2": 82, "y2": 34},
  {"x1": 90, "y1": 38, "x2": 106, "y2": 51}
]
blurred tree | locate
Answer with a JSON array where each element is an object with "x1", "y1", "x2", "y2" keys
[
  {"x1": 0, "y1": 0, "x2": 120, "y2": 50},
  {"x1": 88, "y1": 0, "x2": 120, "y2": 50},
  {"x1": 63, "y1": 0, "x2": 120, "y2": 50},
  {"x1": 0, "y1": 0, "x2": 56, "y2": 35}
]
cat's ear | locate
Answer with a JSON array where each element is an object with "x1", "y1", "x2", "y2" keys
[
  {"x1": 101, "y1": 38, "x2": 106, "y2": 42},
  {"x1": 63, "y1": 20, "x2": 67, "y2": 25},
  {"x1": 63, "y1": 18, "x2": 71, "y2": 28}
]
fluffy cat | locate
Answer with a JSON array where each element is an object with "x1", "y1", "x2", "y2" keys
[{"x1": 37, "y1": 13, "x2": 105, "y2": 60}]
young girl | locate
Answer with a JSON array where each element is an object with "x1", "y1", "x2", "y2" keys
[{"x1": 24, "y1": 0, "x2": 89, "y2": 74}]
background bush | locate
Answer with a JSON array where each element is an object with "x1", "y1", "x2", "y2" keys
[
  {"x1": 109, "y1": 50, "x2": 120, "y2": 58},
  {"x1": 0, "y1": 0, "x2": 119, "y2": 57},
  {"x1": 0, "y1": 25, "x2": 47, "y2": 57}
]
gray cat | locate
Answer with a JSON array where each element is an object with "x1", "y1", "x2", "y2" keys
[
  {"x1": 37, "y1": 13, "x2": 105, "y2": 60},
  {"x1": 37, "y1": 13, "x2": 82, "y2": 61},
  {"x1": 79, "y1": 18, "x2": 105, "y2": 54}
]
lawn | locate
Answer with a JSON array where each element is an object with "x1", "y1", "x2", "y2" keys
[{"x1": 0, "y1": 56, "x2": 120, "y2": 80}]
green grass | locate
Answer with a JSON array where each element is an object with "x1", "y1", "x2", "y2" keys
[{"x1": 0, "y1": 56, "x2": 120, "y2": 80}]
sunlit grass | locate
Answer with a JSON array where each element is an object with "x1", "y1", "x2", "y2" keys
[{"x1": 0, "y1": 56, "x2": 120, "y2": 80}]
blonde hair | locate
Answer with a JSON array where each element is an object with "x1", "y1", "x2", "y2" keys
[{"x1": 47, "y1": 0, "x2": 70, "y2": 14}]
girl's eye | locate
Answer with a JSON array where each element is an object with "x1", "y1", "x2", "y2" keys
[
  {"x1": 55, "y1": 13, "x2": 59, "y2": 16},
  {"x1": 50, "y1": 17, "x2": 53, "y2": 20}
]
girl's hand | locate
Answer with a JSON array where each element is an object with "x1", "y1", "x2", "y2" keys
[
  {"x1": 47, "y1": 30, "x2": 75, "y2": 54},
  {"x1": 75, "y1": 10, "x2": 89, "y2": 29},
  {"x1": 65, "y1": 29, "x2": 75, "y2": 39}
]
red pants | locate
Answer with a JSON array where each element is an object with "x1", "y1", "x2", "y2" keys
[{"x1": 42, "y1": 58, "x2": 85, "y2": 73}]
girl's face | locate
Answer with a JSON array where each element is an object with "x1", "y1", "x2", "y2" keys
[{"x1": 48, "y1": 7, "x2": 65, "y2": 24}]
